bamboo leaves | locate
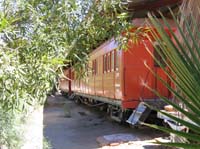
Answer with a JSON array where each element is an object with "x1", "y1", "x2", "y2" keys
[{"x1": 147, "y1": 8, "x2": 200, "y2": 148}]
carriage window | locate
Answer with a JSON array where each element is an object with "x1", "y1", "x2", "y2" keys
[
  {"x1": 115, "y1": 50, "x2": 119, "y2": 71},
  {"x1": 103, "y1": 55, "x2": 107, "y2": 73},
  {"x1": 107, "y1": 53, "x2": 111, "y2": 72},
  {"x1": 97, "y1": 58, "x2": 100, "y2": 75},
  {"x1": 92, "y1": 59, "x2": 97, "y2": 75},
  {"x1": 154, "y1": 45, "x2": 166, "y2": 67},
  {"x1": 96, "y1": 59, "x2": 98, "y2": 75},
  {"x1": 92, "y1": 60, "x2": 94, "y2": 75},
  {"x1": 111, "y1": 51, "x2": 115, "y2": 71}
]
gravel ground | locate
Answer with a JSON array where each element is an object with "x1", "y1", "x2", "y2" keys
[{"x1": 44, "y1": 95, "x2": 171, "y2": 149}]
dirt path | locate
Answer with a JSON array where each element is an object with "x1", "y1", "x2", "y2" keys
[{"x1": 44, "y1": 95, "x2": 169, "y2": 149}]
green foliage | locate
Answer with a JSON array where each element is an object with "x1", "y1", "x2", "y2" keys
[
  {"x1": 0, "y1": 0, "x2": 80, "y2": 111},
  {"x1": 0, "y1": 109, "x2": 23, "y2": 149},
  {"x1": 43, "y1": 137, "x2": 52, "y2": 149},
  {"x1": 66, "y1": 0, "x2": 132, "y2": 70},
  {"x1": 0, "y1": 0, "x2": 88, "y2": 147},
  {"x1": 145, "y1": 10, "x2": 200, "y2": 148}
]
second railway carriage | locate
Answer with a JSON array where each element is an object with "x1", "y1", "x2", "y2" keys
[{"x1": 59, "y1": 19, "x2": 176, "y2": 125}]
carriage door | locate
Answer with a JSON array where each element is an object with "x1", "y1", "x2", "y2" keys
[{"x1": 153, "y1": 43, "x2": 171, "y2": 98}]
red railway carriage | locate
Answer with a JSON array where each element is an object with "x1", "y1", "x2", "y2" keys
[{"x1": 59, "y1": 19, "x2": 176, "y2": 125}]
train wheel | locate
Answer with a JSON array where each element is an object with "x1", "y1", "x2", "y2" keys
[
  {"x1": 74, "y1": 96, "x2": 81, "y2": 104},
  {"x1": 99, "y1": 105, "x2": 107, "y2": 111},
  {"x1": 118, "y1": 110, "x2": 127, "y2": 124},
  {"x1": 129, "y1": 124, "x2": 139, "y2": 129},
  {"x1": 108, "y1": 106, "x2": 126, "y2": 123}
]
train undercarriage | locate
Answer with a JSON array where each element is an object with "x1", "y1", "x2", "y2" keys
[
  {"x1": 62, "y1": 91, "x2": 192, "y2": 143},
  {"x1": 66, "y1": 92, "x2": 167, "y2": 127}
]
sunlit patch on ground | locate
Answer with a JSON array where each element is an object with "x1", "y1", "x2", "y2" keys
[{"x1": 97, "y1": 134, "x2": 171, "y2": 149}]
